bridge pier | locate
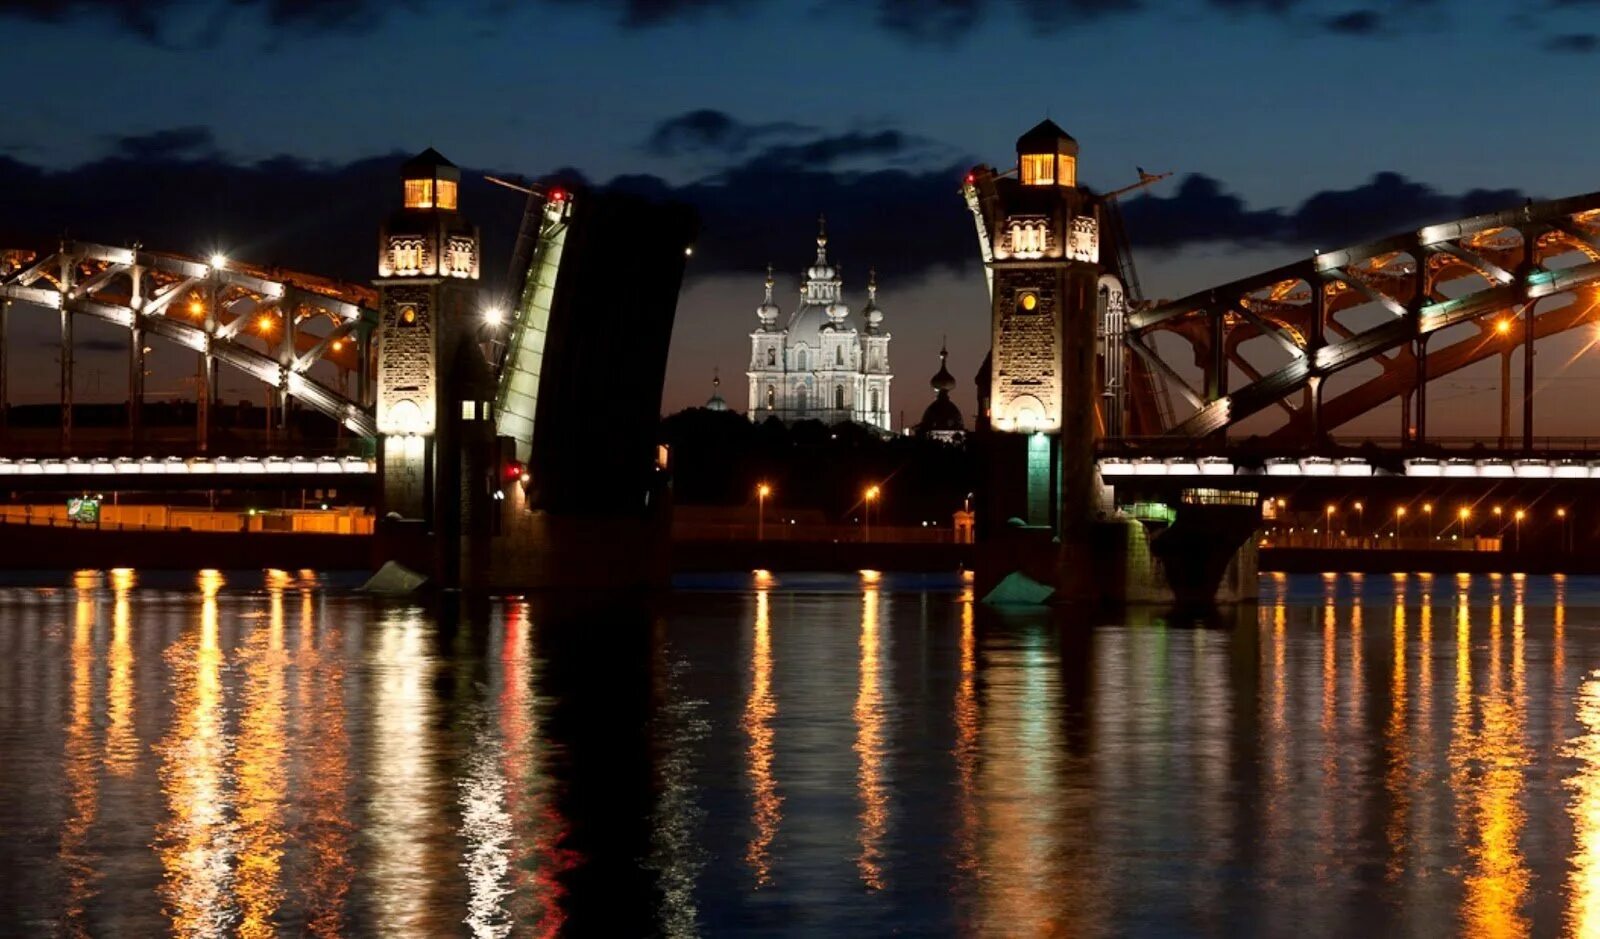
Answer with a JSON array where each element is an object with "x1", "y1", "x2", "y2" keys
[{"x1": 964, "y1": 122, "x2": 1263, "y2": 608}]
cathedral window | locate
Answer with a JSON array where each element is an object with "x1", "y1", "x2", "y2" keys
[
  {"x1": 797, "y1": 348, "x2": 808, "y2": 371},
  {"x1": 765, "y1": 385, "x2": 775, "y2": 409},
  {"x1": 834, "y1": 385, "x2": 844, "y2": 410},
  {"x1": 836, "y1": 346, "x2": 844, "y2": 366},
  {"x1": 767, "y1": 348, "x2": 776, "y2": 367},
  {"x1": 870, "y1": 388, "x2": 880, "y2": 414}
]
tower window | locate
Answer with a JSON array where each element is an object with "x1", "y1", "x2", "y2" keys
[
  {"x1": 767, "y1": 348, "x2": 776, "y2": 367},
  {"x1": 436, "y1": 179, "x2": 459, "y2": 211},
  {"x1": 835, "y1": 385, "x2": 845, "y2": 410},
  {"x1": 871, "y1": 388, "x2": 880, "y2": 413},
  {"x1": 404, "y1": 179, "x2": 435, "y2": 209},
  {"x1": 836, "y1": 346, "x2": 844, "y2": 366},
  {"x1": 1020, "y1": 154, "x2": 1055, "y2": 186},
  {"x1": 797, "y1": 348, "x2": 808, "y2": 371},
  {"x1": 765, "y1": 385, "x2": 775, "y2": 409}
]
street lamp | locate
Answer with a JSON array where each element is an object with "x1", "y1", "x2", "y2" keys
[
  {"x1": 1514, "y1": 508, "x2": 1525, "y2": 552},
  {"x1": 1354, "y1": 501, "x2": 1364, "y2": 540},
  {"x1": 865, "y1": 485, "x2": 881, "y2": 543},
  {"x1": 1395, "y1": 505, "x2": 1407, "y2": 545},
  {"x1": 1458, "y1": 506, "x2": 1472, "y2": 540},
  {"x1": 757, "y1": 483, "x2": 771, "y2": 541},
  {"x1": 1559, "y1": 507, "x2": 1570, "y2": 553},
  {"x1": 1325, "y1": 503, "x2": 1336, "y2": 548},
  {"x1": 1423, "y1": 502, "x2": 1434, "y2": 539}
]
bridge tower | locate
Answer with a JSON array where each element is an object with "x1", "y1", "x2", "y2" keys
[
  {"x1": 964, "y1": 120, "x2": 1109, "y2": 598},
  {"x1": 373, "y1": 149, "x2": 494, "y2": 582}
]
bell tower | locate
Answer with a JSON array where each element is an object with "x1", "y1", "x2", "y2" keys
[
  {"x1": 374, "y1": 148, "x2": 483, "y2": 533},
  {"x1": 964, "y1": 120, "x2": 1106, "y2": 594}
]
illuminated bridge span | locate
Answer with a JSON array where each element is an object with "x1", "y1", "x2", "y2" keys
[
  {"x1": 0, "y1": 242, "x2": 377, "y2": 442},
  {"x1": 1122, "y1": 192, "x2": 1600, "y2": 447},
  {"x1": 0, "y1": 455, "x2": 374, "y2": 477},
  {"x1": 1100, "y1": 454, "x2": 1600, "y2": 481}
]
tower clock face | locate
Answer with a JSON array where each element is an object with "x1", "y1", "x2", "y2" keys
[
  {"x1": 1018, "y1": 291, "x2": 1039, "y2": 313},
  {"x1": 400, "y1": 305, "x2": 418, "y2": 325}
]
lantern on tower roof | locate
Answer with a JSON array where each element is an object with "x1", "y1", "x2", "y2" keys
[
  {"x1": 400, "y1": 147, "x2": 462, "y2": 211},
  {"x1": 1016, "y1": 119, "x2": 1078, "y2": 188}
]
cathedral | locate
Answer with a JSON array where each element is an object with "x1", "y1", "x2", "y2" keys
[{"x1": 746, "y1": 221, "x2": 892, "y2": 431}]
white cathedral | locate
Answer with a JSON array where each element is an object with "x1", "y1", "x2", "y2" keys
[{"x1": 746, "y1": 221, "x2": 893, "y2": 432}]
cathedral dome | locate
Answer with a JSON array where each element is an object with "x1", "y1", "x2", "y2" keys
[
  {"x1": 755, "y1": 265, "x2": 780, "y2": 329},
  {"x1": 918, "y1": 344, "x2": 964, "y2": 439},
  {"x1": 705, "y1": 373, "x2": 729, "y2": 411}
]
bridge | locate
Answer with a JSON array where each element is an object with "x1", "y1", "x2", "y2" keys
[
  {"x1": 0, "y1": 148, "x2": 696, "y2": 589},
  {"x1": 964, "y1": 120, "x2": 1600, "y2": 605}
]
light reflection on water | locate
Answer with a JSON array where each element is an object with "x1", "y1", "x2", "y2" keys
[{"x1": 14, "y1": 571, "x2": 1600, "y2": 934}]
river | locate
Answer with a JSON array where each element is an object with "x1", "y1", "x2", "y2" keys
[{"x1": 2, "y1": 569, "x2": 1599, "y2": 936}]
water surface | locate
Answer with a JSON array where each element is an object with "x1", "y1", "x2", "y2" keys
[{"x1": 4, "y1": 569, "x2": 1600, "y2": 936}]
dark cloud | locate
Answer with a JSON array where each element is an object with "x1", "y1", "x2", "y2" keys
[
  {"x1": 1544, "y1": 32, "x2": 1599, "y2": 52},
  {"x1": 0, "y1": 123, "x2": 1533, "y2": 302},
  {"x1": 645, "y1": 109, "x2": 812, "y2": 157},
  {"x1": 1121, "y1": 171, "x2": 1530, "y2": 252},
  {"x1": 1322, "y1": 9, "x2": 1381, "y2": 34},
  {"x1": 109, "y1": 126, "x2": 217, "y2": 160},
  {"x1": 0, "y1": 0, "x2": 1465, "y2": 44}
]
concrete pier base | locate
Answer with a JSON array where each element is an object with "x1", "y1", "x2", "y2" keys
[{"x1": 977, "y1": 508, "x2": 1261, "y2": 608}]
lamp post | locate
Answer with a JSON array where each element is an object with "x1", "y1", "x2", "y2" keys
[
  {"x1": 1497, "y1": 317, "x2": 1512, "y2": 448},
  {"x1": 1423, "y1": 502, "x2": 1434, "y2": 540},
  {"x1": 1514, "y1": 508, "x2": 1525, "y2": 552},
  {"x1": 1559, "y1": 507, "x2": 1570, "y2": 553},
  {"x1": 1325, "y1": 503, "x2": 1336, "y2": 548},
  {"x1": 864, "y1": 485, "x2": 880, "y2": 543},
  {"x1": 1395, "y1": 505, "x2": 1407, "y2": 546},
  {"x1": 1459, "y1": 506, "x2": 1472, "y2": 542},
  {"x1": 1354, "y1": 501, "x2": 1364, "y2": 543},
  {"x1": 757, "y1": 483, "x2": 771, "y2": 541}
]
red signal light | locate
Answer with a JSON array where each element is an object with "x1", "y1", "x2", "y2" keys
[
  {"x1": 548, "y1": 187, "x2": 566, "y2": 203},
  {"x1": 505, "y1": 461, "x2": 522, "y2": 480}
]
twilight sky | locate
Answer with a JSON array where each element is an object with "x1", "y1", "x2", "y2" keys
[{"x1": 3, "y1": 0, "x2": 1600, "y2": 436}]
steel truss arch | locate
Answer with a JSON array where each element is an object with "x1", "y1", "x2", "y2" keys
[
  {"x1": 0, "y1": 242, "x2": 378, "y2": 437},
  {"x1": 1128, "y1": 192, "x2": 1600, "y2": 440}
]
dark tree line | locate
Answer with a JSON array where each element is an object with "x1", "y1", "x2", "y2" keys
[{"x1": 659, "y1": 408, "x2": 975, "y2": 525}]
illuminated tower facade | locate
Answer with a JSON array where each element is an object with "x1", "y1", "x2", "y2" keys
[
  {"x1": 964, "y1": 120, "x2": 1107, "y2": 587},
  {"x1": 374, "y1": 148, "x2": 485, "y2": 527}
]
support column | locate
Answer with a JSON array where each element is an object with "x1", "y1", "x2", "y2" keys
[
  {"x1": 1400, "y1": 389, "x2": 1411, "y2": 448},
  {"x1": 129, "y1": 326, "x2": 144, "y2": 447},
  {"x1": 129, "y1": 263, "x2": 142, "y2": 448},
  {"x1": 1522, "y1": 300, "x2": 1535, "y2": 450},
  {"x1": 1499, "y1": 347, "x2": 1511, "y2": 449},
  {"x1": 60, "y1": 307, "x2": 73, "y2": 451},
  {"x1": 1415, "y1": 337, "x2": 1428, "y2": 445},
  {"x1": 0, "y1": 300, "x2": 9, "y2": 440}
]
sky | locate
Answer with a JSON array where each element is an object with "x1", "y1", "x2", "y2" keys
[{"x1": 3, "y1": 0, "x2": 1600, "y2": 436}]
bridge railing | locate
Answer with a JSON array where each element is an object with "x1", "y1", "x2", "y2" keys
[
  {"x1": 1260, "y1": 532, "x2": 1503, "y2": 552},
  {"x1": 1102, "y1": 436, "x2": 1600, "y2": 456}
]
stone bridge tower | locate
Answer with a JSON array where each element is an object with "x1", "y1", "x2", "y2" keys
[
  {"x1": 373, "y1": 148, "x2": 492, "y2": 580},
  {"x1": 964, "y1": 120, "x2": 1107, "y2": 598}
]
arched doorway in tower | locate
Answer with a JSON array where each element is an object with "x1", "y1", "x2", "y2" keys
[
  {"x1": 795, "y1": 384, "x2": 809, "y2": 414},
  {"x1": 834, "y1": 385, "x2": 845, "y2": 410}
]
